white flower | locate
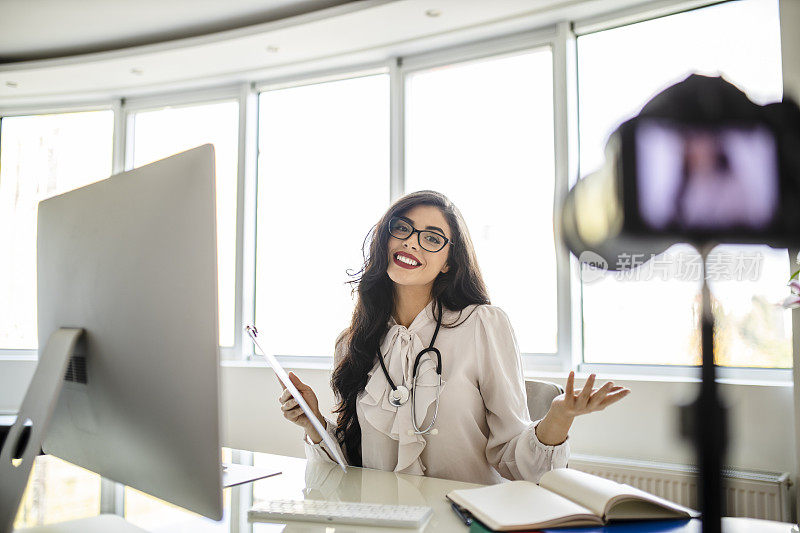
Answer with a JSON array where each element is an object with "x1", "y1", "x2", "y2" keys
[{"x1": 783, "y1": 279, "x2": 800, "y2": 309}]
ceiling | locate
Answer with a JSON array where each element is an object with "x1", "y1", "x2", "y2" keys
[
  {"x1": 0, "y1": 0, "x2": 669, "y2": 107},
  {"x1": 0, "y1": 0, "x2": 355, "y2": 62}
]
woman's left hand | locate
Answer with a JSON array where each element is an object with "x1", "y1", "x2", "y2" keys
[
  {"x1": 549, "y1": 371, "x2": 630, "y2": 420},
  {"x1": 535, "y1": 371, "x2": 630, "y2": 446}
]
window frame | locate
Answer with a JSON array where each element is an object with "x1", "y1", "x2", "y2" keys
[
  {"x1": 0, "y1": 0, "x2": 789, "y2": 388},
  {"x1": 122, "y1": 86, "x2": 245, "y2": 357},
  {"x1": 571, "y1": 0, "x2": 792, "y2": 382},
  {"x1": 0, "y1": 100, "x2": 119, "y2": 360},
  {"x1": 247, "y1": 63, "x2": 392, "y2": 365},
  {"x1": 397, "y1": 25, "x2": 572, "y2": 370}
]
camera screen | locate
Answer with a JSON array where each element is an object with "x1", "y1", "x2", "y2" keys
[{"x1": 635, "y1": 120, "x2": 779, "y2": 232}]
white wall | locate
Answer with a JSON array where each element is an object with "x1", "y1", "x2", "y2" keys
[
  {"x1": 3, "y1": 355, "x2": 795, "y2": 476},
  {"x1": 219, "y1": 364, "x2": 796, "y2": 475}
]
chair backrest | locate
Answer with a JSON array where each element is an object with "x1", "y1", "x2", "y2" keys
[{"x1": 525, "y1": 379, "x2": 564, "y2": 421}]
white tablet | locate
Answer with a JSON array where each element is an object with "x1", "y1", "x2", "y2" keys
[{"x1": 246, "y1": 326, "x2": 347, "y2": 472}]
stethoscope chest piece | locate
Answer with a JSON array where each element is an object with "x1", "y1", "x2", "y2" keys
[{"x1": 388, "y1": 385, "x2": 410, "y2": 407}]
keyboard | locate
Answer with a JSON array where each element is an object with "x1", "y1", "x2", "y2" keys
[{"x1": 248, "y1": 498, "x2": 433, "y2": 528}]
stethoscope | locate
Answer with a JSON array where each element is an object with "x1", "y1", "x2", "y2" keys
[{"x1": 376, "y1": 300, "x2": 443, "y2": 436}]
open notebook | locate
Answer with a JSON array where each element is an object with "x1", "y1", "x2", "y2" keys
[{"x1": 447, "y1": 468, "x2": 698, "y2": 531}]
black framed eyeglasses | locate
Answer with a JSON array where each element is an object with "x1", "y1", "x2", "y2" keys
[{"x1": 388, "y1": 216, "x2": 452, "y2": 253}]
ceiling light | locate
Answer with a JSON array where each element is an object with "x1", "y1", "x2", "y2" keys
[
  {"x1": 265, "y1": 45, "x2": 280, "y2": 53},
  {"x1": 5, "y1": 81, "x2": 18, "y2": 88},
  {"x1": 425, "y1": 9, "x2": 441, "y2": 17},
  {"x1": 130, "y1": 68, "x2": 143, "y2": 76}
]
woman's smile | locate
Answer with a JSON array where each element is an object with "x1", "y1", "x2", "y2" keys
[{"x1": 393, "y1": 251, "x2": 422, "y2": 269}]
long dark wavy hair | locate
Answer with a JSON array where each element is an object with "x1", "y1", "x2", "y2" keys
[{"x1": 331, "y1": 190, "x2": 490, "y2": 466}]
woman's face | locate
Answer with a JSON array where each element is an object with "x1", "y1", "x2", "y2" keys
[{"x1": 386, "y1": 205, "x2": 451, "y2": 288}]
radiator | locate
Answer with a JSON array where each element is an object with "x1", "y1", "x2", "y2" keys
[{"x1": 568, "y1": 454, "x2": 792, "y2": 522}]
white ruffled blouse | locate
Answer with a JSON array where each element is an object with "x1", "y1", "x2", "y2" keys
[{"x1": 304, "y1": 300, "x2": 569, "y2": 485}]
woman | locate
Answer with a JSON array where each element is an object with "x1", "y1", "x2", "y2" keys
[
  {"x1": 279, "y1": 190, "x2": 629, "y2": 484},
  {"x1": 672, "y1": 131, "x2": 755, "y2": 229}
]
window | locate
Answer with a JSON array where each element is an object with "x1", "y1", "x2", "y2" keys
[
  {"x1": 0, "y1": 110, "x2": 113, "y2": 350},
  {"x1": 577, "y1": 0, "x2": 789, "y2": 368},
  {"x1": 129, "y1": 101, "x2": 239, "y2": 347},
  {"x1": 404, "y1": 49, "x2": 557, "y2": 354},
  {"x1": 13, "y1": 456, "x2": 100, "y2": 528},
  {"x1": 0, "y1": 0, "x2": 787, "y2": 375},
  {"x1": 255, "y1": 74, "x2": 389, "y2": 357}
]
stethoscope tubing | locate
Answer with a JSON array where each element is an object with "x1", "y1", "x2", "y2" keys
[
  {"x1": 377, "y1": 300, "x2": 444, "y2": 435},
  {"x1": 411, "y1": 365, "x2": 441, "y2": 435}
]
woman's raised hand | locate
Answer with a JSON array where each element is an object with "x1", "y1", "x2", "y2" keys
[
  {"x1": 278, "y1": 372, "x2": 325, "y2": 444},
  {"x1": 535, "y1": 371, "x2": 630, "y2": 446},
  {"x1": 550, "y1": 371, "x2": 630, "y2": 419}
]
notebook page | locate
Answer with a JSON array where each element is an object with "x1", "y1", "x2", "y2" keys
[
  {"x1": 447, "y1": 480, "x2": 599, "y2": 531},
  {"x1": 606, "y1": 499, "x2": 694, "y2": 520},
  {"x1": 540, "y1": 469, "x2": 695, "y2": 520},
  {"x1": 539, "y1": 468, "x2": 634, "y2": 517},
  {"x1": 605, "y1": 487, "x2": 697, "y2": 519}
]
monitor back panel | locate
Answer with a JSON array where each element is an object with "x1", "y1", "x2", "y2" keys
[{"x1": 36, "y1": 144, "x2": 223, "y2": 520}]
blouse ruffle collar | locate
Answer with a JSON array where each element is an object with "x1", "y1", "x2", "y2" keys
[{"x1": 359, "y1": 300, "x2": 445, "y2": 475}]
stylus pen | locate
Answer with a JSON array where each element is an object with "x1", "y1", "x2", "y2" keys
[{"x1": 450, "y1": 501, "x2": 473, "y2": 526}]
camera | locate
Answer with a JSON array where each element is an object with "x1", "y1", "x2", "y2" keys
[
  {"x1": 559, "y1": 73, "x2": 800, "y2": 532},
  {"x1": 561, "y1": 74, "x2": 800, "y2": 269}
]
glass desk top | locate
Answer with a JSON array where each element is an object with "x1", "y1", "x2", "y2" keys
[{"x1": 14, "y1": 452, "x2": 797, "y2": 533}]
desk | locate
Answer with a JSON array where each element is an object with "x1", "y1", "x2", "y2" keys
[
  {"x1": 14, "y1": 453, "x2": 799, "y2": 533},
  {"x1": 15, "y1": 452, "x2": 481, "y2": 532},
  {"x1": 245, "y1": 453, "x2": 483, "y2": 532}
]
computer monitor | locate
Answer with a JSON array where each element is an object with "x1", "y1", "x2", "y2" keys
[
  {"x1": 14, "y1": 145, "x2": 222, "y2": 519},
  {"x1": 35, "y1": 144, "x2": 225, "y2": 520},
  {"x1": 1, "y1": 145, "x2": 277, "y2": 532}
]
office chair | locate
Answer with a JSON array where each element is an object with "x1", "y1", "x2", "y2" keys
[{"x1": 525, "y1": 379, "x2": 564, "y2": 421}]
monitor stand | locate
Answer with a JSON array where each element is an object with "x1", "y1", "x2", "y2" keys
[
  {"x1": 0, "y1": 328, "x2": 84, "y2": 533},
  {"x1": 1, "y1": 328, "x2": 276, "y2": 532}
]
